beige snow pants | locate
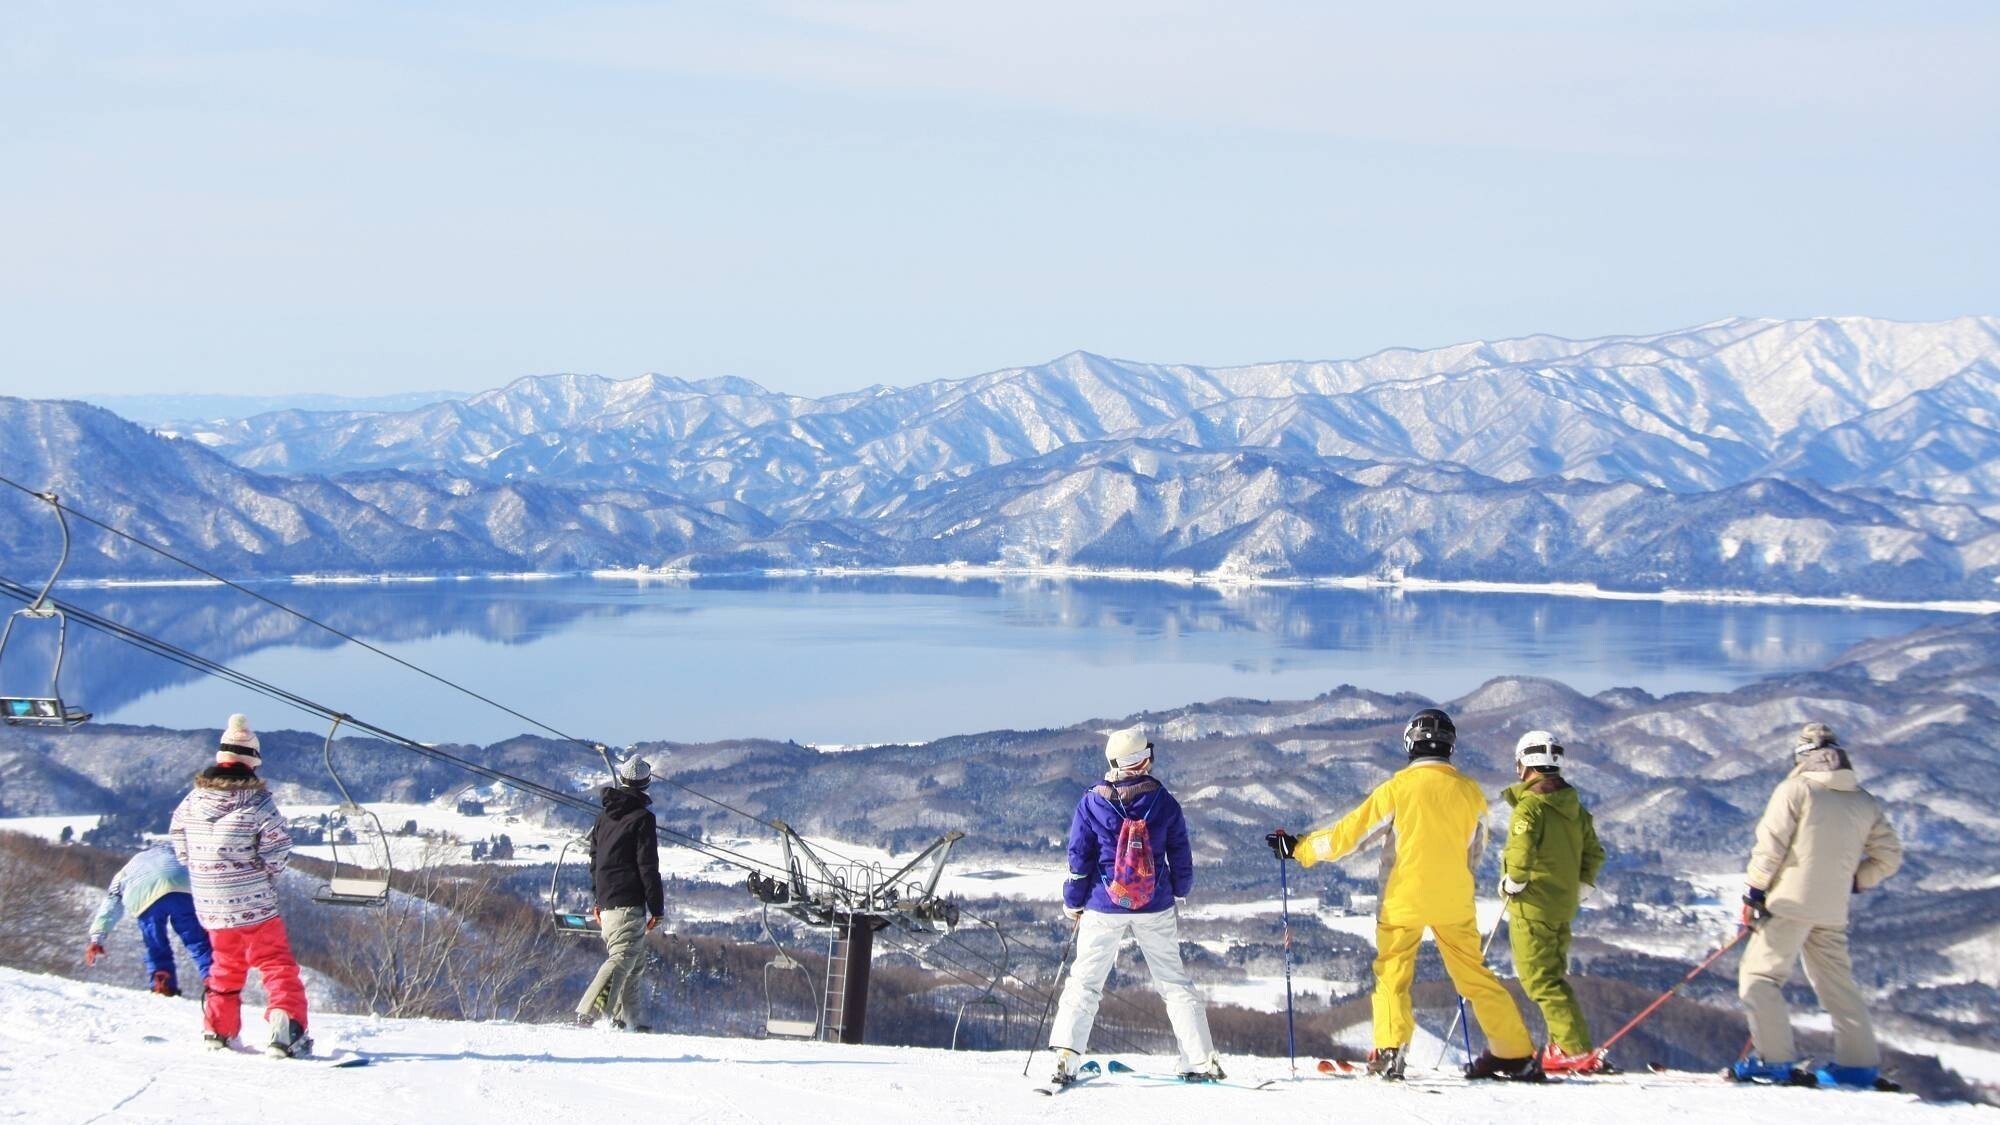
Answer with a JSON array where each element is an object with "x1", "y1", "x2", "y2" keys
[
  {"x1": 1738, "y1": 915, "x2": 1879, "y2": 1067},
  {"x1": 578, "y1": 906, "x2": 649, "y2": 1024}
]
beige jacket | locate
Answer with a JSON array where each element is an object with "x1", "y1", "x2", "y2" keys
[{"x1": 1745, "y1": 765, "x2": 1901, "y2": 926}]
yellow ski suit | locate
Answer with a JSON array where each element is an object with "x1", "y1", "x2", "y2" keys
[{"x1": 1297, "y1": 758, "x2": 1532, "y2": 1056}]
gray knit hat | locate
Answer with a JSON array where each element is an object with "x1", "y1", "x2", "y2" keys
[{"x1": 617, "y1": 755, "x2": 651, "y2": 787}]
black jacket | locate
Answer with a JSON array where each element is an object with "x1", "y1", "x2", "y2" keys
[{"x1": 589, "y1": 785, "x2": 663, "y2": 917}]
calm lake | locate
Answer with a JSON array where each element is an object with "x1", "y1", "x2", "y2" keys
[{"x1": 7, "y1": 575, "x2": 1966, "y2": 747}]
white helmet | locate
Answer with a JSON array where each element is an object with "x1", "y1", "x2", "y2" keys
[
  {"x1": 1104, "y1": 726, "x2": 1153, "y2": 770},
  {"x1": 1514, "y1": 730, "x2": 1564, "y2": 772}
]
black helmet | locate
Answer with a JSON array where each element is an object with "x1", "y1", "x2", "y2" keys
[{"x1": 1404, "y1": 708, "x2": 1456, "y2": 759}]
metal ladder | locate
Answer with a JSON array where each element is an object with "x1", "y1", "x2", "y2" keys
[{"x1": 820, "y1": 920, "x2": 847, "y2": 1042}]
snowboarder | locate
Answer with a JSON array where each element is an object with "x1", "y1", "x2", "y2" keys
[
  {"x1": 85, "y1": 840, "x2": 214, "y2": 997},
  {"x1": 1268, "y1": 708, "x2": 1539, "y2": 1080},
  {"x1": 1733, "y1": 723, "x2": 1902, "y2": 1090},
  {"x1": 1497, "y1": 730, "x2": 1606, "y2": 1074},
  {"x1": 169, "y1": 713, "x2": 313, "y2": 1058},
  {"x1": 576, "y1": 754, "x2": 663, "y2": 1030},
  {"x1": 1046, "y1": 727, "x2": 1222, "y2": 1087}
]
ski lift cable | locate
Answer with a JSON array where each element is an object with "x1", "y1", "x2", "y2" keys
[
  {"x1": 0, "y1": 575, "x2": 817, "y2": 888},
  {"x1": 0, "y1": 480, "x2": 1061, "y2": 924},
  {"x1": 0, "y1": 476, "x2": 798, "y2": 838},
  {"x1": 1, "y1": 571, "x2": 1167, "y2": 1042},
  {"x1": 0, "y1": 491, "x2": 1111, "y2": 993}
]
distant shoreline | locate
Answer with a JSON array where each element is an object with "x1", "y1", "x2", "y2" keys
[
  {"x1": 69, "y1": 563, "x2": 2000, "y2": 615},
  {"x1": 589, "y1": 561, "x2": 2000, "y2": 615}
]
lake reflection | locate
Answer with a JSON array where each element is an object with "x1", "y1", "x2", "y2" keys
[{"x1": 2, "y1": 575, "x2": 1965, "y2": 746}]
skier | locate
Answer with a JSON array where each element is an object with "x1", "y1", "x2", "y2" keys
[
  {"x1": 1046, "y1": 727, "x2": 1222, "y2": 1087},
  {"x1": 169, "y1": 713, "x2": 313, "y2": 1058},
  {"x1": 575, "y1": 755, "x2": 663, "y2": 1030},
  {"x1": 1733, "y1": 723, "x2": 1903, "y2": 1089},
  {"x1": 85, "y1": 840, "x2": 214, "y2": 997},
  {"x1": 1268, "y1": 708, "x2": 1539, "y2": 1080},
  {"x1": 1497, "y1": 730, "x2": 1606, "y2": 1074}
]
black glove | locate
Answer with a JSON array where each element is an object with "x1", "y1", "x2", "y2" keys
[
  {"x1": 1266, "y1": 830, "x2": 1299, "y2": 861},
  {"x1": 1741, "y1": 887, "x2": 1771, "y2": 928}
]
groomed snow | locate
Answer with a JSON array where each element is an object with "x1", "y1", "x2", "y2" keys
[{"x1": 3, "y1": 967, "x2": 1989, "y2": 1125}]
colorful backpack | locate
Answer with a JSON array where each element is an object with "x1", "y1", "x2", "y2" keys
[{"x1": 1098, "y1": 786, "x2": 1157, "y2": 910}]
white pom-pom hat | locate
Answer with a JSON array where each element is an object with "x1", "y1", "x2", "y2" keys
[{"x1": 217, "y1": 713, "x2": 262, "y2": 767}]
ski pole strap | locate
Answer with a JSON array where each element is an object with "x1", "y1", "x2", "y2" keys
[{"x1": 1595, "y1": 927, "x2": 1750, "y2": 1056}]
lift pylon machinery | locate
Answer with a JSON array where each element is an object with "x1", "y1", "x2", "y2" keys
[
  {"x1": 311, "y1": 716, "x2": 393, "y2": 907},
  {"x1": 746, "y1": 823, "x2": 967, "y2": 1045},
  {"x1": 0, "y1": 492, "x2": 90, "y2": 727}
]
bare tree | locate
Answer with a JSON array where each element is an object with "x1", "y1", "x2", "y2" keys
[{"x1": 0, "y1": 831, "x2": 101, "y2": 975}]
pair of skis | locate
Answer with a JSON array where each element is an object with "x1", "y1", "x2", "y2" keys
[{"x1": 1036, "y1": 1059, "x2": 1276, "y2": 1095}]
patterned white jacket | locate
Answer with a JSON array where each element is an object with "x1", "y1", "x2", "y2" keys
[{"x1": 169, "y1": 769, "x2": 293, "y2": 930}]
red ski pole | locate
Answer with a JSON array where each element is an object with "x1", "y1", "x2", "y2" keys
[{"x1": 1592, "y1": 927, "x2": 1749, "y2": 1062}]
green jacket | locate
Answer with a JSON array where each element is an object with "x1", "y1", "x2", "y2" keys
[{"x1": 1501, "y1": 777, "x2": 1604, "y2": 923}]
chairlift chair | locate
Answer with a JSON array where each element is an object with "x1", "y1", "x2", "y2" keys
[
  {"x1": 311, "y1": 717, "x2": 393, "y2": 908},
  {"x1": 548, "y1": 834, "x2": 600, "y2": 935},
  {"x1": 0, "y1": 492, "x2": 90, "y2": 728},
  {"x1": 759, "y1": 902, "x2": 821, "y2": 1039}
]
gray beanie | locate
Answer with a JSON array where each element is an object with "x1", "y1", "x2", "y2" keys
[{"x1": 617, "y1": 755, "x2": 652, "y2": 787}]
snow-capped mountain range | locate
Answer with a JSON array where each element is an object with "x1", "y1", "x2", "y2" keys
[{"x1": 5, "y1": 316, "x2": 1999, "y2": 593}]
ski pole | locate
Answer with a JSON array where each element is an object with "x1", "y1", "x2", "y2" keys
[
  {"x1": 1276, "y1": 843, "x2": 1297, "y2": 1076},
  {"x1": 1458, "y1": 997, "x2": 1474, "y2": 1062},
  {"x1": 1022, "y1": 916, "x2": 1082, "y2": 1077},
  {"x1": 1591, "y1": 927, "x2": 1750, "y2": 1063},
  {"x1": 1435, "y1": 897, "x2": 1510, "y2": 1069}
]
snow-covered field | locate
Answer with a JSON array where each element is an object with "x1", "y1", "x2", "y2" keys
[
  {"x1": 1, "y1": 967, "x2": 1990, "y2": 1125},
  {"x1": 0, "y1": 814, "x2": 104, "y2": 843}
]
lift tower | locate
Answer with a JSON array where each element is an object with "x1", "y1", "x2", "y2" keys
[{"x1": 747, "y1": 823, "x2": 964, "y2": 1044}]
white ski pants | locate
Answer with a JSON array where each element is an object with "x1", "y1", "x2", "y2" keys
[
  {"x1": 1739, "y1": 915, "x2": 1879, "y2": 1067},
  {"x1": 1049, "y1": 907, "x2": 1215, "y2": 1070}
]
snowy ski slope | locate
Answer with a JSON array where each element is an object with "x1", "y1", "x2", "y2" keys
[{"x1": 2, "y1": 967, "x2": 1991, "y2": 1125}]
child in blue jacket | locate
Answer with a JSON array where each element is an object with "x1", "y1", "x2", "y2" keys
[{"x1": 86, "y1": 841, "x2": 214, "y2": 996}]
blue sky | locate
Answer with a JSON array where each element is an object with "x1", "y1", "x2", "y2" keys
[{"x1": 3, "y1": 2, "x2": 1995, "y2": 399}]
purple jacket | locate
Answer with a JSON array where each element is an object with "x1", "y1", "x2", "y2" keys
[{"x1": 1063, "y1": 776, "x2": 1193, "y2": 914}]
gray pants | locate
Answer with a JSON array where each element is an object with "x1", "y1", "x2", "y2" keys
[
  {"x1": 578, "y1": 906, "x2": 648, "y2": 1023},
  {"x1": 1738, "y1": 915, "x2": 1879, "y2": 1067}
]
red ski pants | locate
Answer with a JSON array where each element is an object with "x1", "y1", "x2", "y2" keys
[{"x1": 203, "y1": 916, "x2": 308, "y2": 1039}]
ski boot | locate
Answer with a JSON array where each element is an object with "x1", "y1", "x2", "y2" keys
[
  {"x1": 1179, "y1": 1052, "x2": 1226, "y2": 1083},
  {"x1": 1047, "y1": 1049, "x2": 1081, "y2": 1089},
  {"x1": 201, "y1": 1031, "x2": 230, "y2": 1052},
  {"x1": 150, "y1": 971, "x2": 180, "y2": 998},
  {"x1": 1728, "y1": 1054, "x2": 1814, "y2": 1085},
  {"x1": 266, "y1": 1013, "x2": 313, "y2": 1060},
  {"x1": 1466, "y1": 1051, "x2": 1547, "y2": 1082},
  {"x1": 1814, "y1": 1064, "x2": 1900, "y2": 1092},
  {"x1": 1538, "y1": 1042, "x2": 1610, "y2": 1075},
  {"x1": 574, "y1": 1011, "x2": 598, "y2": 1028},
  {"x1": 1366, "y1": 1046, "x2": 1408, "y2": 1081}
]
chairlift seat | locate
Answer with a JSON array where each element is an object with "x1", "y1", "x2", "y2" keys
[
  {"x1": 315, "y1": 876, "x2": 390, "y2": 907},
  {"x1": 552, "y1": 909, "x2": 600, "y2": 934},
  {"x1": 765, "y1": 1018, "x2": 818, "y2": 1039},
  {"x1": 1, "y1": 696, "x2": 90, "y2": 727}
]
